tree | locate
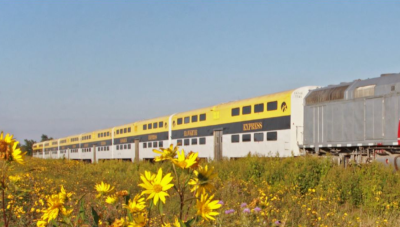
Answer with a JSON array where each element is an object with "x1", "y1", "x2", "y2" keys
[
  {"x1": 20, "y1": 139, "x2": 36, "y2": 156},
  {"x1": 40, "y1": 134, "x2": 53, "y2": 142}
]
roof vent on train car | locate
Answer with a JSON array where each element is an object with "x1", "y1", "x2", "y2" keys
[
  {"x1": 305, "y1": 85, "x2": 349, "y2": 105},
  {"x1": 381, "y1": 73, "x2": 397, "y2": 77}
]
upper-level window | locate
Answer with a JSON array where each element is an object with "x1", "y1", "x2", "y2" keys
[
  {"x1": 192, "y1": 115, "x2": 198, "y2": 122},
  {"x1": 159, "y1": 122, "x2": 163, "y2": 128},
  {"x1": 242, "y1": 106, "x2": 251, "y2": 115},
  {"x1": 184, "y1": 117, "x2": 190, "y2": 124},
  {"x1": 148, "y1": 123, "x2": 152, "y2": 129},
  {"x1": 153, "y1": 122, "x2": 158, "y2": 129},
  {"x1": 116, "y1": 130, "x2": 120, "y2": 135},
  {"x1": 107, "y1": 132, "x2": 110, "y2": 136},
  {"x1": 200, "y1": 114, "x2": 206, "y2": 121},
  {"x1": 128, "y1": 127, "x2": 131, "y2": 133},
  {"x1": 124, "y1": 128, "x2": 127, "y2": 133},
  {"x1": 143, "y1": 125, "x2": 147, "y2": 130},
  {"x1": 177, "y1": 118, "x2": 183, "y2": 125},
  {"x1": 231, "y1": 108, "x2": 240, "y2": 116},
  {"x1": 267, "y1": 101, "x2": 277, "y2": 111},
  {"x1": 254, "y1": 103, "x2": 264, "y2": 113}
]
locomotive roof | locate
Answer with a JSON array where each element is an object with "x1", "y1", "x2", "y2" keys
[{"x1": 305, "y1": 73, "x2": 400, "y2": 105}]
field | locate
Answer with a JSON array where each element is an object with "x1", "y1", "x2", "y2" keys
[{"x1": 2, "y1": 145, "x2": 400, "y2": 226}]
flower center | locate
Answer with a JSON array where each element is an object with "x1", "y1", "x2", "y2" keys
[
  {"x1": 0, "y1": 140, "x2": 7, "y2": 153},
  {"x1": 153, "y1": 184, "x2": 163, "y2": 193}
]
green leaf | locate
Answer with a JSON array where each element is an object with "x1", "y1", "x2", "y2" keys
[
  {"x1": 178, "y1": 219, "x2": 187, "y2": 227},
  {"x1": 91, "y1": 207, "x2": 100, "y2": 227},
  {"x1": 185, "y1": 218, "x2": 196, "y2": 227}
]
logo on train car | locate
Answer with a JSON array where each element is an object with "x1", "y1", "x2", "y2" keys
[
  {"x1": 148, "y1": 135, "x2": 158, "y2": 140},
  {"x1": 281, "y1": 102, "x2": 287, "y2": 112},
  {"x1": 100, "y1": 142, "x2": 106, "y2": 146},
  {"x1": 83, "y1": 144, "x2": 89, "y2": 148},
  {"x1": 120, "y1": 138, "x2": 127, "y2": 143},
  {"x1": 184, "y1": 130, "x2": 198, "y2": 137},
  {"x1": 243, "y1": 122, "x2": 263, "y2": 131}
]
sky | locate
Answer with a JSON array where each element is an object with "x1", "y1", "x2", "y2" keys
[{"x1": 1, "y1": 1, "x2": 399, "y2": 142}]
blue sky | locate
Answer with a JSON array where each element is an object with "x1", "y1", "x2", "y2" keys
[{"x1": 1, "y1": 1, "x2": 399, "y2": 142}]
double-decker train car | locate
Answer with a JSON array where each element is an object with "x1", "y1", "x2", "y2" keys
[
  {"x1": 302, "y1": 73, "x2": 400, "y2": 168},
  {"x1": 32, "y1": 86, "x2": 317, "y2": 162}
]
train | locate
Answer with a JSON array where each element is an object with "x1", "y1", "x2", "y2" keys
[{"x1": 32, "y1": 73, "x2": 400, "y2": 168}]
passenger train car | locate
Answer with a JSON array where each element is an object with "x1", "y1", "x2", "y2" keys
[
  {"x1": 32, "y1": 86, "x2": 317, "y2": 162},
  {"x1": 32, "y1": 73, "x2": 400, "y2": 167}
]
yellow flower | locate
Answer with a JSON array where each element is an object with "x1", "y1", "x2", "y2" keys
[
  {"x1": 130, "y1": 213, "x2": 147, "y2": 227},
  {"x1": 111, "y1": 217, "x2": 126, "y2": 227},
  {"x1": 9, "y1": 175, "x2": 21, "y2": 182},
  {"x1": 41, "y1": 194, "x2": 65, "y2": 222},
  {"x1": 95, "y1": 181, "x2": 115, "y2": 198},
  {"x1": 106, "y1": 195, "x2": 118, "y2": 204},
  {"x1": 162, "y1": 218, "x2": 181, "y2": 227},
  {"x1": 11, "y1": 142, "x2": 26, "y2": 165},
  {"x1": 59, "y1": 186, "x2": 72, "y2": 201},
  {"x1": 37, "y1": 220, "x2": 47, "y2": 227},
  {"x1": 116, "y1": 190, "x2": 129, "y2": 197},
  {"x1": 196, "y1": 193, "x2": 221, "y2": 221},
  {"x1": 153, "y1": 144, "x2": 178, "y2": 162},
  {"x1": 0, "y1": 132, "x2": 15, "y2": 153},
  {"x1": 123, "y1": 194, "x2": 146, "y2": 213},
  {"x1": 138, "y1": 168, "x2": 174, "y2": 205},
  {"x1": 172, "y1": 150, "x2": 198, "y2": 169},
  {"x1": 189, "y1": 165, "x2": 216, "y2": 196}
]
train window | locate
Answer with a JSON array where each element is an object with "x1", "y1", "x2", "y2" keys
[
  {"x1": 116, "y1": 130, "x2": 119, "y2": 135},
  {"x1": 148, "y1": 123, "x2": 152, "y2": 129},
  {"x1": 176, "y1": 140, "x2": 182, "y2": 146},
  {"x1": 231, "y1": 108, "x2": 240, "y2": 116},
  {"x1": 242, "y1": 134, "x2": 251, "y2": 142},
  {"x1": 153, "y1": 122, "x2": 158, "y2": 129},
  {"x1": 116, "y1": 145, "x2": 119, "y2": 150},
  {"x1": 267, "y1": 131, "x2": 277, "y2": 141},
  {"x1": 231, "y1": 135, "x2": 239, "y2": 143},
  {"x1": 254, "y1": 103, "x2": 264, "y2": 113},
  {"x1": 192, "y1": 115, "x2": 198, "y2": 123},
  {"x1": 153, "y1": 142, "x2": 158, "y2": 148},
  {"x1": 199, "y1": 137, "x2": 206, "y2": 144},
  {"x1": 200, "y1": 114, "x2": 206, "y2": 121},
  {"x1": 159, "y1": 122, "x2": 163, "y2": 128},
  {"x1": 177, "y1": 118, "x2": 183, "y2": 125},
  {"x1": 254, "y1": 133, "x2": 264, "y2": 142},
  {"x1": 184, "y1": 139, "x2": 190, "y2": 146},
  {"x1": 128, "y1": 127, "x2": 131, "y2": 133},
  {"x1": 107, "y1": 132, "x2": 110, "y2": 136},
  {"x1": 98, "y1": 133, "x2": 100, "y2": 138},
  {"x1": 192, "y1": 138, "x2": 198, "y2": 145},
  {"x1": 184, "y1": 117, "x2": 190, "y2": 124},
  {"x1": 143, "y1": 125, "x2": 147, "y2": 130},
  {"x1": 143, "y1": 143, "x2": 147, "y2": 148},
  {"x1": 242, "y1": 106, "x2": 251, "y2": 115},
  {"x1": 124, "y1": 128, "x2": 127, "y2": 133},
  {"x1": 159, "y1": 141, "x2": 163, "y2": 147},
  {"x1": 148, "y1": 142, "x2": 152, "y2": 148},
  {"x1": 128, "y1": 144, "x2": 131, "y2": 149},
  {"x1": 124, "y1": 144, "x2": 127, "y2": 149},
  {"x1": 267, "y1": 101, "x2": 278, "y2": 111}
]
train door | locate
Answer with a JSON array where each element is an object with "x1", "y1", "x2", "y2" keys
[
  {"x1": 93, "y1": 145, "x2": 96, "y2": 163},
  {"x1": 214, "y1": 130, "x2": 223, "y2": 161},
  {"x1": 134, "y1": 139, "x2": 140, "y2": 163}
]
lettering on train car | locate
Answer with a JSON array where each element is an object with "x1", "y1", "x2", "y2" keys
[
  {"x1": 61, "y1": 146, "x2": 66, "y2": 149},
  {"x1": 72, "y1": 145, "x2": 77, "y2": 148},
  {"x1": 184, "y1": 130, "x2": 198, "y2": 137},
  {"x1": 120, "y1": 138, "x2": 127, "y2": 143},
  {"x1": 101, "y1": 141, "x2": 106, "y2": 146},
  {"x1": 148, "y1": 135, "x2": 158, "y2": 140},
  {"x1": 83, "y1": 144, "x2": 89, "y2": 148},
  {"x1": 243, "y1": 122, "x2": 263, "y2": 131}
]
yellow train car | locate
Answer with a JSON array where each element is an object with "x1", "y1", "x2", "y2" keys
[{"x1": 32, "y1": 86, "x2": 317, "y2": 162}]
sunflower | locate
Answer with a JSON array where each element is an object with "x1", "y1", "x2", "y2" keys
[
  {"x1": 0, "y1": 132, "x2": 15, "y2": 153},
  {"x1": 188, "y1": 165, "x2": 216, "y2": 196},
  {"x1": 138, "y1": 168, "x2": 174, "y2": 205},
  {"x1": 153, "y1": 144, "x2": 178, "y2": 162},
  {"x1": 95, "y1": 181, "x2": 115, "y2": 198},
  {"x1": 123, "y1": 194, "x2": 146, "y2": 213},
  {"x1": 40, "y1": 193, "x2": 72, "y2": 223},
  {"x1": 172, "y1": 150, "x2": 198, "y2": 169},
  {"x1": 106, "y1": 195, "x2": 118, "y2": 204},
  {"x1": 196, "y1": 193, "x2": 221, "y2": 221},
  {"x1": 10, "y1": 141, "x2": 26, "y2": 165}
]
